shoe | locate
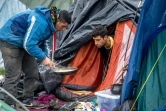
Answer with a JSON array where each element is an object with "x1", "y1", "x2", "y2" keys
[
  {"x1": 26, "y1": 101, "x2": 46, "y2": 109},
  {"x1": 22, "y1": 98, "x2": 33, "y2": 105},
  {"x1": 23, "y1": 98, "x2": 46, "y2": 109},
  {"x1": 48, "y1": 99, "x2": 61, "y2": 110}
]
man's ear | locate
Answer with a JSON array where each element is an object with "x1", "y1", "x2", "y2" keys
[{"x1": 57, "y1": 19, "x2": 60, "y2": 22}]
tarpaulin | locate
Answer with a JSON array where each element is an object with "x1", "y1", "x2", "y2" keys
[
  {"x1": 136, "y1": 27, "x2": 166, "y2": 111},
  {"x1": 121, "y1": 0, "x2": 166, "y2": 103}
]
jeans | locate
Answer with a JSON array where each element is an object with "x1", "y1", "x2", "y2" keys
[{"x1": 0, "y1": 40, "x2": 39, "y2": 105}]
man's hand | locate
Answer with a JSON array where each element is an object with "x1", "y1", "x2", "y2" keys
[{"x1": 42, "y1": 57, "x2": 55, "y2": 68}]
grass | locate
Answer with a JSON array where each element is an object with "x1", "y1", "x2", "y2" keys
[{"x1": 0, "y1": 68, "x2": 4, "y2": 75}]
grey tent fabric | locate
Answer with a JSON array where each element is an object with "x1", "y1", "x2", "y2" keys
[{"x1": 19, "y1": 0, "x2": 74, "y2": 10}]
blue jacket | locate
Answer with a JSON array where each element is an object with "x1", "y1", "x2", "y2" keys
[{"x1": 0, "y1": 6, "x2": 56, "y2": 61}]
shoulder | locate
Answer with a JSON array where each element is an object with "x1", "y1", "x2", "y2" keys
[{"x1": 28, "y1": 14, "x2": 48, "y2": 27}]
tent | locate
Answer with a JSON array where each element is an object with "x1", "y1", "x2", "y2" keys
[
  {"x1": 54, "y1": 0, "x2": 141, "y2": 65},
  {"x1": 50, "y1": 0, "x2": 140, "y2": 101},
  {"x1": 121, "y1": 0, "x2": 166, "y2": 111},
  {"x1": 54, "y1": 20, "x2": 137, "y2": 101}
]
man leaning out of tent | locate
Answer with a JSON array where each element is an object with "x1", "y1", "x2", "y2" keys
[
  {"x1": 0, "y1": 6, "x2": 71, "y2": 107},
  {"x1": 90, "y1": 25, "x2": 114, "y2": 79}
]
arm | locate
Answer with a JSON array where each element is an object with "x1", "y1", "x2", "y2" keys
[
  {"x1": 23, "y1": 16, "x2": 46, "y2": 61},
  {"x1": 39, "y1": 40, "x2": 50, "y2": 58},
  {"x1": 23, "y1": 16, "x2": 54, "y2": 68}
]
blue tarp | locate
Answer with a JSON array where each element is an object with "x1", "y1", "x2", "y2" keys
[{"x1": 121, "y1": 0, "x2": 166, "y2": 103}]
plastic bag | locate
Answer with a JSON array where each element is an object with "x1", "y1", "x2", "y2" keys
[{"x1": 40, "y1": 69, "x2": 64, "y2": 94}]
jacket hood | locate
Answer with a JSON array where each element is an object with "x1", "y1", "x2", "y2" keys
[{"x1": 35, "y1": 6, "x2": 56, "y2": 32}]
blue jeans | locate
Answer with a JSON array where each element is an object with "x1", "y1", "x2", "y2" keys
[{"x1": 0, "y1": 40, "x2": 39, "y2": 105}]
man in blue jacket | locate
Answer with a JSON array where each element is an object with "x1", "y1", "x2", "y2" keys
[{"x1": 0, "y1": 6, "x2": 71, "y2": 106}]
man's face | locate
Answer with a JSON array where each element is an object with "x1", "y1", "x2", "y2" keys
[
  {"x1": 93, "y1": 35, "x2": 106, "y2": 48},
  {"x1": 55, "y1": 20, "x2": 68, "y2": 31}
]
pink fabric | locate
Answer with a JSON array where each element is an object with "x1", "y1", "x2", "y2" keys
[{"x1": 36, "y1": 94, "x2": 56, "y2": 104}]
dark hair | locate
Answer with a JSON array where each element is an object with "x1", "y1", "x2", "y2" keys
[
  {"x1": 59, "y1": 10, "x2": 71, "y2": 24},
  {"x1": 90, "y1": 25, "x2": 108, "y2": 38}
]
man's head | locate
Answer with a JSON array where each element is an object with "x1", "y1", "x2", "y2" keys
[
  {"x1": 90, "y1": 25, "x2": 109, "y2": 48},
  {"x1": 51, "y1": 7, "x2": 71, "y2": 31}
]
